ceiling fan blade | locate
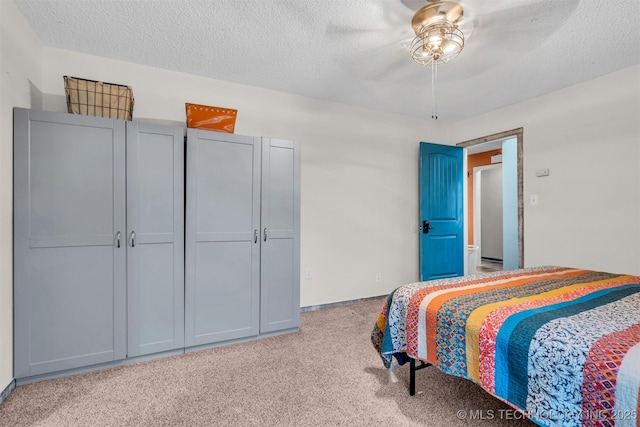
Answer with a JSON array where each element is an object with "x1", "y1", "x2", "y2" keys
[
  {"x1": 327, "y1": 35, "x2": 415, "y2": 82},
  {"x1": 325, "y1": 0, "x2": 414, "y2": 36},
  {"x1": 324, "y1": 1, "x2": 416, "y2": 82},
  {"x1": 400, "y1": 0, "x2": 429, "y2": 12},
  {"x1": 437, "y1": 0, "x2": 580, "y2": 80},
  {"x1": 464, "y1": 0, "x2": 579, "y2": 50}
]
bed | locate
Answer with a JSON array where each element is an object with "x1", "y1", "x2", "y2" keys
[{"x1": 371, "y1": 266, "x2": 640, "y2": 427}]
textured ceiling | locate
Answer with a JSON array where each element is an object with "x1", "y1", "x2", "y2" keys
[{"x1": 13, "y1": 0, "x2": 640, "y2": 123}]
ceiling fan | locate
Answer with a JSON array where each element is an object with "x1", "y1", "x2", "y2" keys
[
  {"x1": 327, "y1": 0, "x2": 578, "y2": 80},
  {"x1": 325, "y1": 0, "x2": 579, "y2": 119},
  {"x1": 325, "y1": 0, "x2": 470, "y2": 75},
  {"x1": 407, "y1": 0, "x2": 470, "y2": 119}
]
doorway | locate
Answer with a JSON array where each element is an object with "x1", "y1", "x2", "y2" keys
[{"x1": 457, "y1": 128, "x2": 524, "y2": 272}]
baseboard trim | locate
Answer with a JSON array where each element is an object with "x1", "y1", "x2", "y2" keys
[
  {"x1": 15, "y1": 348, "x2": 185, "y2": 386},
  {"x1": 0, "y1": 379, "x2": 16, "y2": 404},
  {"x1": 184, "y1": 335, "x2": 258, "y2": 353},
  {"x1": 258, "y1": 327, "x2": 299, "y2": 339},
  {"x1": 11, "y1": 300, "x2": 383, "y2": 388},
  {"x1": 301, "y1": 294, "x2": 386, "y2": 313}
]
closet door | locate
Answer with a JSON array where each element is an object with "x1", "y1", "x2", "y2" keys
[
  {"x1": 13, "y1": 108, "x2": 127, "y2": 379},
  {"x1": 126, "y1": 122, "x2": 184, "y2": 357},
  {"x1": 185, "y1": 129, "x2": 261, "y2": 346},
  {"x1": 260, "y1": 138, "x2": 301, "y2": 333}
]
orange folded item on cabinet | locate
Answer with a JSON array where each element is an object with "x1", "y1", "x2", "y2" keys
[{"x1": 185, "y1": 103, "x2": 237, "y2": 133}]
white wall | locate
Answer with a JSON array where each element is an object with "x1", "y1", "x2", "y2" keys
[
  {"x1": 0, "y1": 0, "x2": 43, "y2": 393},
  {"x1": 41, "y1": 48, "x2": 448, "y2": 308},
  {"x1": 480, "y1": 167, "x2": 503, "y2": 260},
  {"x1": 447, "y1": 65, "x2": 640, "y2": 275}
]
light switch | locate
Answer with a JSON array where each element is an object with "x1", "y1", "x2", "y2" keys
[{"x1": 530, "y1": 194, "x2": 539, "y2": 205}]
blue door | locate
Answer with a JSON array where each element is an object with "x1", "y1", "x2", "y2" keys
[{"x1": 419, "y1": 142, "x2": 464, "y2": 281}]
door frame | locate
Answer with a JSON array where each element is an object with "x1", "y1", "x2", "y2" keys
[{"x1": 457, "y1": 128, "x2": 524, "y2": 268}]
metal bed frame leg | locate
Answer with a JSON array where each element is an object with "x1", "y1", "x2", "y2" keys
[
  {"x1": 410, "y1": 358, "x2": 416, "y2": 396},
  {"x1": 409, "y1": 358, "x2": 433, "y2": 396}
]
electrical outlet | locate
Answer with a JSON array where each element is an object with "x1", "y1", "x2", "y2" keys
[
  {"x1": 305, "y1": 268, "x2": 312, "y2": 280},
  {"x1": 375, "y1": 273, "x2": 382, "y2": 283}
]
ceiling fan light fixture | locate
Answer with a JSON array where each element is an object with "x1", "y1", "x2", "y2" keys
[
  {"x1": 408, "y1": 0, "x2": 467, "y2": 120},
  {"x1": 410, "y1": 21, "x2": 464, "y2": 66},
  {"x1": 409, "y1": 0, "x2": 465, "y2": 66}
]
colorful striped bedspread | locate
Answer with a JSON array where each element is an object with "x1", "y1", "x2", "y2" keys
[{"x1": 371, "y1": 266, "x2": 640, "y2": 427}]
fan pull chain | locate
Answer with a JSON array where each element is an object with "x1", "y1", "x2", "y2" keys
[{"x1": 431, "y1": 61, "x2": 438, "y2": 120}]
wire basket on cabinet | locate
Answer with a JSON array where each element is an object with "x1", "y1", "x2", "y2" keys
[{"x1": 63, "y1": 76, "x2": 134, "y2": 120}]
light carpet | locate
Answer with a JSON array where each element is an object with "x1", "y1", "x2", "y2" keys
[{"x1": 0, "y1": 296, "x2": 534, "y2": 426}]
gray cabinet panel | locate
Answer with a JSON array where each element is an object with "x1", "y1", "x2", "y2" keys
[
  {"x1": 28, "y1": 247, "x2": 117, "y2": 375},
  {"x1": 195, "y1": 138, "x2": 255, "y2": 234},
  {"x1": 29, "y1": 122, "x2": 115, "y2": 240},
  {"x1": 185, "y1": 129, "x2": 261, "y2": 347},
  {"x1": 13, "y1": 108, "x2": 127, "y2": 379},
  {"x1": 260, "y1": 138, "x2": 301, "y2": 333},
  {"x1": 193, "y1": 241, "x2": 255, "y2": 340},
  {"x1": 264, "y1": 144, "x2": 295, "y2": 232},
  {"x1": 126, "y1": 122, "x2": 184, "y2": 357},
  {"x1": 260, "y1": 239, "x2": 297, "y2": 332},
  {"x1": 136, "y1": 131, "x2": 175, "y2": 234},
  {"x1": 134, "y1": 244, "x2": 178, "y2": 347}
]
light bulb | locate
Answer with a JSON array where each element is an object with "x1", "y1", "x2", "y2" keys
[
  {"x1": 443, "y1": 42, "x2": 457, "y2": 53},
  {"x1": 428, "y1": 35, "x2": 443, "y2": 46}
]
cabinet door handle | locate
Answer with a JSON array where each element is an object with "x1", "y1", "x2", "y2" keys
[
  {"x1": 254, "y1": 229, "x2": 258, "y2": 244},
  {"x1": 114, "y1": 231, "x2": 121, "y2": 248},
  {"x1": 129, "y1": 231, "x2": 136, "y2": 247},
  {"x1": 263, "y1": 228, "x2": 267, "y2": 242}
]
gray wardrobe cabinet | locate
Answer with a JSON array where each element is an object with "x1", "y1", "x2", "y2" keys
[
  {"x1": 185, "y1": 129, "x2": 300, "y2": 347},
  {"x1": 13, "y1": 109, "x2": 184, "y2": 380},
  {"x1": 13, "y1": 109, "x2": 299, "y2": 381}
]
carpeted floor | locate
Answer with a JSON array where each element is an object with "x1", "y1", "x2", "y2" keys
[{"x1": 0, "y1": 296, "x2": 534, "y2": 426}]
